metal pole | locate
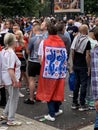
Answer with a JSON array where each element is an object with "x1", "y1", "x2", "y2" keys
[{"x1": 81, "y1": 0, "x2": 84, "y2": 14}]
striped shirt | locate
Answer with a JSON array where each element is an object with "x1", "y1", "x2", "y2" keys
[{"x1": 91, "y1": 46, "x2": 98, "y2": 100}]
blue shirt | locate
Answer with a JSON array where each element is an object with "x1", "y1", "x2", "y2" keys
[{"x1": 28, "y1": 34, "x2": 43, "y2": 63}]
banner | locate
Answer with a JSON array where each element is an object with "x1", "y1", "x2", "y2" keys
[{"x1": 54, "y1": 0, "x2": 81, "y2": 13}]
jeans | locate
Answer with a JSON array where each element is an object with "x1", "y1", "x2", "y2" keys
[
  {"x1": 47, "y1": 101, "x2": 61, "y2": 117},
  {"x1": 3, "y1": 85, "x2": 19, "y2": 121},
  {"x1": 73, "y1": 68, "x2": 88, "y2": 106},
  {"x1": 86, "y1": 76, "x2": 94, "y2": 101},
  {"x1": 95, "y1": 112, "x2": 98, "y2": 129}
]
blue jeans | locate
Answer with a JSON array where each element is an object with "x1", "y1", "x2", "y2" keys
[
  {"x1": 73, "y1": 68, "x2": 88, "y2": 106},
  {"x1": 95, "y1": 112, "x2": 98, "y2": 129},
  {"x1": 47, "y1": 101, "x2": 61, "y2": 117}
]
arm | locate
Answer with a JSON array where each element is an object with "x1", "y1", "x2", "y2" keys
[
  {"x1": 27, "y1": 38, "x2": 35, "y2": 54},
  {"x1": 68, "y1": 49, "x2": 74, "y2": 73},
  {"x1": 38, "y1": 56, "x2": 42, "y2": 65},
  {"x1": 86, "y1": 50, "x2": 91, "y2": 76},
  {"x1": 7, "y1": 51, "x2": 20, "y2": 87},
  {"x1": 8, "y1": 69, "x2": 17, "y2": 86},
  {"x1": 38, "y1": 40, "x2": 44, "y2": 64}
]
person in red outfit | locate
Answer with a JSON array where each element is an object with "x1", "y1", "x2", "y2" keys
[
  {"x1": 36, "y1": 24, "x2": 67, "y2": 121},
  {"x1": 15, "y1": 30, "x2": 29, "y2": 97}
]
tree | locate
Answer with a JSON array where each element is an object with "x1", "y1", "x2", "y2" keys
[
  {"x1": 0, "y1": 0, "x2": 41, "y2": 17},
  {"x1": 84, "y1": 0, "x2": 98, "y2": 15}
]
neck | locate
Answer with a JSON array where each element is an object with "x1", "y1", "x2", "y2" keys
[{"x1": 8, "y1": 46, "x2": 15, "y2": 51}]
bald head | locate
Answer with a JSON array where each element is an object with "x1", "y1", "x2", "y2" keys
[
  {"x1": 79, "y1": 24, "x2": 88, "y2": 35},
  {"x1": 68, "y1": 19, "x2": 74, "y2": 26}
]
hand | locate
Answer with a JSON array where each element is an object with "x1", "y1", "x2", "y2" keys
[
  {"x1": 13, "y1": 81, "x2": 17, "y2": 87},
  {"x1": 94, "y1": 100, "x2": 98, "y2": 112},
  {"x1": 13, "y1": 81, "x2": 21, "y2": 88}
]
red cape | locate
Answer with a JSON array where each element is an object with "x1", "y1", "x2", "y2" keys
[{"x1": 36, "y1": 35, "x2": 67, "y2": 101}]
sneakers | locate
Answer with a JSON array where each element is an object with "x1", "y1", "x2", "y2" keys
[
  {"x1": 44, "y1": 114, "x2": 55, "y2": 121},
  {"x1": 7, "y1": 120, "x2": 22, "y2": 126},
  {"x1": 89, "y1": 106, "x2": 95, "y2": 110},
  {"x1": 78, "y1": 105, "x2": 89, "y2": 111},
  {"x1": 55, "y1": 109, "x2": 63, "y2": 116},
  {"x1": 71, "y1": 103, "x2": 80, "y2": 110},
  {"x1": 88, "y1": 101, "x2": 94, "y2": 107},
  {"x1": 24, "y1": 98, "x2": 35, "y2": 104},
  {"x1": 19, "y1": 92, "x2": 25, "y2": 97}
]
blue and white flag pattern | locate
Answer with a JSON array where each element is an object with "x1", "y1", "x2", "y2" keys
[{"x1": 43, "y1": 46, "x2": 67, "y2": 79}]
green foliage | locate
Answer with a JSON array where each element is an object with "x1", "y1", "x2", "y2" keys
[
  {"x1": 0, "y1": 0, "x2": 41, "y2": 17},
  {"x1": 1, "y1": 0, "x2": 98, "y2": 17},
  {"x1": 84, "y1": 0, "x2": 98, "y2": 15},
  {"x1": 39, "y1": 0, "x2": 52, "y2": 16}
]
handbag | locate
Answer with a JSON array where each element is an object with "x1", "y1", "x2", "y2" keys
[{"x1": 68, "y1": 72, "x2": 75, "y2": 91}]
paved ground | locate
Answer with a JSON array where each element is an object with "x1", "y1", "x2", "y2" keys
[
  {"x1": 16, "y1": 80, "x2": 95, "y2": 129},
  {"x1": 0, "y1": 109, "x2": 93, "y2": 130},
  {"x1": 0, "y1": 108, "x2": 60, "y2": 130},
  {"x1": 0, "y1": 73, "x2": 96, "y2": 130},
  {"x1": 0, "y1": 108, "x2": 94, "y2": 130},
  {"x1": 79, "y1": 125, "x2": 93, "y2": 130}
]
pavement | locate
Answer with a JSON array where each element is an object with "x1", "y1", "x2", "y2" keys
[
  {"x1": 79, "y1": 125, "x2": 94, "y2": 130},
  {"x1": 0, "y1": 108, "x2": 60, "y2": 130},
  {"x1": 0, "y1": 108, "x2": 94, "y2": 130},
  {"x1": 0, "y1": 73, "x2": 95, "y2": 130}
]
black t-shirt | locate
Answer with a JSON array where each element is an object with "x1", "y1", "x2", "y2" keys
[{"x1": 73, "y1": 41, "x2": 91, "y2": 68}]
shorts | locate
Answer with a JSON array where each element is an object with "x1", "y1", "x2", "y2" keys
[
  {"x1": 19, "y1": 58, "x2": 27, "y2": 72},
  {"x1": 28, "y1": 61, "x2": 41, "y2": 77}
]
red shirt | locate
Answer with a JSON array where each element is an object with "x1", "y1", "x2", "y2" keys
[{"x1": 15, "y1": 41, "x2": 26, "y2": 58}]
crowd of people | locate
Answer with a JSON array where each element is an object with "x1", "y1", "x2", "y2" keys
[{"x1": 0, "y1": 15, "x2": 98, "y2": 129}]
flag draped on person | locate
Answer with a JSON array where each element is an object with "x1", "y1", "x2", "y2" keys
[{"x1": 36, "y1": 35, "x2": 67, "y2": 101}]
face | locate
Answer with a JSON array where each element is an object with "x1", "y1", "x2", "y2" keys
[
  {"x1": 40, "y1": 21, "x2": 47, "y2": 31},
  {"x1": 15, "y1": 32, "x2": 20, "y2": 40},
  {"x1": 5, "y1": 21, "x2": 10, "y2": 29},
  {"x1": 13, "y1": 25, "x2": 19, "y2": 33}
]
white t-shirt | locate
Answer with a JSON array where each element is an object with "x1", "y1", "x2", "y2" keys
[
  {"x1": 1, "y1": 48, "x2": 21, "y2": 86},
  {"x1": 0, "y1": 51, "x2": 3, "y2": 86}
]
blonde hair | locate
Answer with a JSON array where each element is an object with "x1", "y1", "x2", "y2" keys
[
  {"x1": 4, "y1": 33, "x2": 16, "y2": 47},
  {"x1": 15, "y1": 30, "x2": 24, "y2": 46},
  {"x1": 79, "y1": 24, "x2": 88, "y2": 34}
]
